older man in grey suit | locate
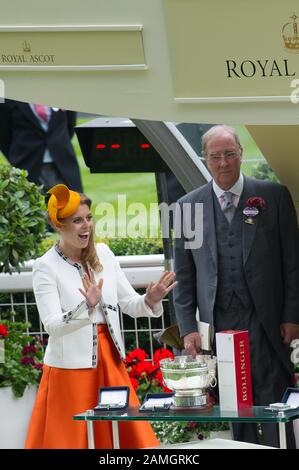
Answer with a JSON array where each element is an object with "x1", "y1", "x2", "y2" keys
[{"x1": 173, "y1": 125, "x2": 299, "y2": 447}]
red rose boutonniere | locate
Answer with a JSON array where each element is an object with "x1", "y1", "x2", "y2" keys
[
  {"x1": 243, "y1": 196, "x2": 266, "y2": 224},
  {"x1": 246, "y1": 197, "x2": 266, "y2": 210}
]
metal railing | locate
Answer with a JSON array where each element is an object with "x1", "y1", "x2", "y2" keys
[{"x1": 0, "y1": 255, "x2": 171, "y2": 359}]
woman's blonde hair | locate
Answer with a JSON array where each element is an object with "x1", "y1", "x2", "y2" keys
[{"x1": 79, "y1": 194, "x2": 102, "y2": 272}]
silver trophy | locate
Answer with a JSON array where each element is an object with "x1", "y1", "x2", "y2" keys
[{"x1": 160, "y1": 355, "x2": 217, "y2": 409}]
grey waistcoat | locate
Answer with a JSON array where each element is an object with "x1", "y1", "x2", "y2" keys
[{"x1": 213, "y1": 192, "x2": 252, "y2": 310}]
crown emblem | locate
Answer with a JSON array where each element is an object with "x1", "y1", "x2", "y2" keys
[
  {"x1": 282, "y1": 13, "x2": 299, "y2": 50},
  {"x1": 22, "y1": 40, "x2": 31, "y2": 53}
]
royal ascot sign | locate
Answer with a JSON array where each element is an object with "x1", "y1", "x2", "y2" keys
[
  {"x1": 1, "y1": 39, "x2": 55, "y2": 64},
  {"x1": 162, "y1": 0, "x2": 299, "y2": 103},
  {"x1": 0, "y1": 25, "x2": 146, "y2": 71}
]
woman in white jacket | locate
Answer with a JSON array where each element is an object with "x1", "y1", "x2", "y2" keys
[{"x1": 25, "y1": 184, "x2": 176, "y2": 449}]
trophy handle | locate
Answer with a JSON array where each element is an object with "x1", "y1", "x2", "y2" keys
[{"x1": 209, "y1": 376, "x2": 217, "y2": 388}]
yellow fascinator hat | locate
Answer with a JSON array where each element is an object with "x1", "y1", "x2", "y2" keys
[{"x1": 47, "y1": 184, "x2": 81, "y2": 228}]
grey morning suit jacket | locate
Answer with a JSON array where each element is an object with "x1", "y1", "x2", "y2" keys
[{"x1": 173, "y1": 176, "x2": 299, "y2": 374}]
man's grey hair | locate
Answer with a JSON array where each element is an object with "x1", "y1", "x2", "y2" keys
[{"x1": 201, "y1": 125, "x2": 243, "y2": 158}]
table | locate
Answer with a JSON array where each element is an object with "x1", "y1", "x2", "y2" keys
[{"x1": 73, "y1": 405, "x2": 299, "y2": 449}]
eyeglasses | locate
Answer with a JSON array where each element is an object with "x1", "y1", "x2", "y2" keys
[{"x1": 207, "y1": 151, "x2": 239, "y2": 163}]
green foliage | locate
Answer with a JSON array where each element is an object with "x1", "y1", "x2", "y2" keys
[
  {"x1": 0, "y1": 164, "x2": 46, "y2": 273},
  {"x1": 35, "y1": 236, "x2": 56, "y2": 258},
  {"x1": 251, "y1": 161, "x2": 279, "y2": 182},
  {"x1": 134, "y1": 379, "x2": 164, "y2": 403},
  {"x1": 152, "y1": 421, "x2": 229, "y2": 444},
  {"x1": 37, "y1": 235, "x2": 163, "y2": 257},
  {"x1": 0, "y1": 311, "x2": 44, "y2": 397},
  {"x1": 98, "y1": 237, "x2": 163, "y2": 255}
]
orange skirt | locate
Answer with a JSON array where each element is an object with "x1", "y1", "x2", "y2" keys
[{"x1": 25, "y1": 325, "x2": 159, "y2": 449}]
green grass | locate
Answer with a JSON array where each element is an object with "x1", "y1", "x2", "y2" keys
[
  {"x1": 0, "y1": 120, "x2": 264, "y2": 237},
  {"x1": 234, "y1": 125, "x2": 263, "y2": 159},
  {"x1": 234, "y1": 125, "x2": 264, "y2": 176}
]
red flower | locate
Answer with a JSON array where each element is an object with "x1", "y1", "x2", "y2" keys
[
  {"x1": 0, "y1": 324, "x2": 8, "y2": 337},
  {"x1": 125, "y1": 347, "x2": 175, "y2": 400},
  {"x1": 21, "y1": 356, "x2": 35, "y2": 365},
  {"x1": 130, "y1": 377, "x2": 139, "y2": 391},
  {"x1": 127, "y1": 362, "x2": 154, "y2": 379},
  {"x1": 134, "y1": 360, "x2": 154, "y2": 378},
  {"x1": 126, "y1": 365, "x2": 135, "y2": 378},
  {"x1": 154, "y1": 369, "x2": 164, "y2": 387},
  {"x1": 163, "y1": 384, "x2": 173, "y2": 393},
  {"x1": 22, "y1": 344, "x2": 37, "y2": 355},
  {"x1": 186, "y1": 422, "x2": 197, "y2": 430},
  {"x1": 152, "y1": 348, "x2": 174, "y2": 367},
  {"x1": 246, "y1": 196, "x2": 266, "y2": 210},
  {"x1": 125, "y1": 348, "x2": 149, "y2": 365}
]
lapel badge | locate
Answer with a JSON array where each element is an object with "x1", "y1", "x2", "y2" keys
[
  {"x1": 243, "y1": 206, "x2": 258, "y2": 225},
  {"x1": 243, "y1": 206, "x2": 259, "y2": 217}
]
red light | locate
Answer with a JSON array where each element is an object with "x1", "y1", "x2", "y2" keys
[
  {"x1": 111, "y1": 144, "x2": 121, "y2": 149},
  {"x1": 140, "y1": 143, "x2": 151, "y2": 149},
  {"x1": 96, "y1": 144, "x2": 106, "y2": 149}
]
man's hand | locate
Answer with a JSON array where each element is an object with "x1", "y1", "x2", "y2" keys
[
  {"x1": 145, "y1": 271, "x2": 177, "y2": 309},
  {"x1": 280, "y1": 322, "x2": 299, "y2": 345},
  {"x1": 183, "y1": 332, "x2": 201, "y2": 358}
]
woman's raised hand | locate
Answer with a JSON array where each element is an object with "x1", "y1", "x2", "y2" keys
[
  {"x1": 79, "y1": 268, "x2": 103, "y2": 309},
  {"x1": 145, "y1": 271, "x2": 177, "y2": 309}
]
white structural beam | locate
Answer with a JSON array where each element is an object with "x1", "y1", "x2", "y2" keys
[{"x1": 0, "y1": 0, "x2": 299, "y2": 124}]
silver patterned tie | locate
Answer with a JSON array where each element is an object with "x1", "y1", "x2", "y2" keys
[{"x1": 222, "y1": 191, "x2": 235, "y2": 223}]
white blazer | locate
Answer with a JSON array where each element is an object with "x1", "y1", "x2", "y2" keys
[{"x1": 33, "y1": 243, "x2": 163, "y2": 368}]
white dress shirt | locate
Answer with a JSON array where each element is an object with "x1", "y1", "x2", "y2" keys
[{"x1": 212, "y1": 173, "x2": 244, "y2": 209}]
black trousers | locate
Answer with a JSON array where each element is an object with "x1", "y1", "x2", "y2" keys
[
  {"x1": 39, "y1": 162, "x2": 66, "y2": 193},
  {"x1": 214, "y1": 294, "x2": 296, "y2": 448}
]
